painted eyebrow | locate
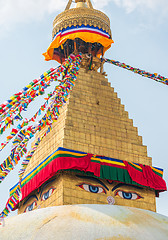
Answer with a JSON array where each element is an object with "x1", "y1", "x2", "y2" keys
[
  {"x1": 76, "y1": 175, "x2": 109, "y2": 191},
  {"x1": 40, "y1": 178, "x2": 56, "y2": 198},
  {"x1": 23, "y1": 195, "x2": 38, "y2": 205},
  {"x1": 112, "y1": 183, "x2": 143, "y2": 192}
]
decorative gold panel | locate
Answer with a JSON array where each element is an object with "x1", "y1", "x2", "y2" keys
[
  {"x1": 21, "y1": 65, "x2": 155, "y2": 213},
  {"x1": 52, "y1": 7, "x2": 111, "y2": 39}
]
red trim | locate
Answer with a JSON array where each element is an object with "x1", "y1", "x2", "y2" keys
[
  {"x1": 21, "y1": 154, "x2": 100, "y2": 201},
  {"x1": 61, "y1": 29, "x2": 110, "y2": 39},
  {"x1": 124, "y1": 161, "x2": 167, "y2": 191}
]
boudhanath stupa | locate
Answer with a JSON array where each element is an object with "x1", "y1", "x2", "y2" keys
[{"x1": 0, "y1": 1, "x2": 167, "y2": 239}]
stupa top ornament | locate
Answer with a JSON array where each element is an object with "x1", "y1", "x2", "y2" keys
[
  {"x1": 54, "y1": 0, "x2": 111, "y2": 38},
  {"x1": 43, "y1": 0, "x2": 113, "y2": 63}
]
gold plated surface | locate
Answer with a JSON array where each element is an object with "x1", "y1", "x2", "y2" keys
[
  {"x1": 52, "y1": 7, "x2": 111, "y2": 39},
  {"x1": 18, "y1": 0, "x2": 157, "y2": 214},
  {"x1": 19, "y1": 67, "x2": 156, "y2": 213}
]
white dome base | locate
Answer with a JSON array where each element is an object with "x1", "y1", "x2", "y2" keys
[{"x1": 0, "y1": 205, "x2": 168, "y2": 240}]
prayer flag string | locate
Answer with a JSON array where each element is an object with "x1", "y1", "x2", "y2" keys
[
  {"x1": 0, "y1": 55, "x2": 75, "y2": 151},
  {"x1": 0, "y1": 54, "x2": 82, "y2": 185},
  {"x1": 103, "y1": 58, "x2": 168, "y2": 85},
  {"x1": 0, "y1": 56, "x2": 73, "y2": 137},
  {"x1": 0, "y1": 53, "x2": 82, "y2": 218}
]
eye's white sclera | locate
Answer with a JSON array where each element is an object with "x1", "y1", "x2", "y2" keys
[{"x1": 131, "y1": 193, "x2": 139, "y2": 200}]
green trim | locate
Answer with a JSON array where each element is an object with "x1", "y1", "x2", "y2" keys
[
  {"x1": 66, "y1": 168, "x2": 146, "y2": 188},
  {"x1": 100, "y1": 165, "x2": 145, "y2": 188},
  {"x1": 152, "y1": 168, "x2": 163, "y2": 178},
  {"x1": 128, "y1": 162, "x2": 143, "y2": 172}
]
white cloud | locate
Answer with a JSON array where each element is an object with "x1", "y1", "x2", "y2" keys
[
  {"x1": 0, "y1": 0, "x2": 67, "y2": 36},
  {"x1": 92, "y1": 0, "x2": 111, "y2": 8},
  {"x1": 111, "y1": 0, "x2": 168, "y2": 14},
  {"x1": 93, "y1": 0, "x2": 168, "y2": 15},
  {"x1": 0, "y1": 0, "x2": 168, "y2": 36},
  {"x1": 93, "y1": 0, "x2": 168, "y2": 30}
]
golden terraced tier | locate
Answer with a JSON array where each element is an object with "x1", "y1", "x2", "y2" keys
[
  {"x1": 19, "y1": 64, "x2": 156, "y2": 213},
  {"x1": 24, "y1": 67, "x2": 152, "y2": 176}
]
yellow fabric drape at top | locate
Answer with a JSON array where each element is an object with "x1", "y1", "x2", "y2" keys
[{"x1": 43, "y1": 27, "x2": 114, "y2": 62}]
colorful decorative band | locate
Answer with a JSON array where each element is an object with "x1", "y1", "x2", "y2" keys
[
  {"x1": 91, "y1": 155, "x2": 163, "y2": 176},
  {"x1": 43, "y1": 25, "x2": 114, "y2": 61},
  {"x1": 52, "y1": 25, "x2": 111, "y2": 41},
  {"x1": 10, "y1": 147, "x2": 166, "y2": 201}
]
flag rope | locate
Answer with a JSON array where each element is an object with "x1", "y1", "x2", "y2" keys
[
  {"x1": 103, "y1": 58, "x2": 168, "y2": 85},
  {"x1": 0, "y1": 53, "x2": 82, "y2": 218}
]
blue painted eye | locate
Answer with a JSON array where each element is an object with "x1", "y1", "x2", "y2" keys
[
  {"x1": 115, "y1": 190, "x2": 142, "y2": 200},
  {"x1": 89, "y1": 185, "x2": 99, "y2": 193},
  {"x1": 122, "y1": 192, "x2": 132, "y2": 199},
  {"x1": 24, "y1": 200, "x2": 37, "y2": 212},
  {"x1": 41, "y1": 188, "x2": 55, "y2": 201},
  {"x1": 43, "y1": 192, "x2": 49, "y2": 200},
  {"x1": 78, "y1": 183, "x2": 106, "y2": 194},
  {"x1": 28, "y1": 204, "x2": 33, "y2": 211}
]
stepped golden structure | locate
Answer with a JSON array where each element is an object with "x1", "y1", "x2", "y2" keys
[
  {"x1": 18, "y1": 0, "x2": 160, "y2": 214},
  {"x1": 1, "y1": 1, "x2": 168, "y2": 240}
]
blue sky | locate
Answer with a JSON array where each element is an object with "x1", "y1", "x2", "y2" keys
[{"x1": 0, "y1": 0, "x2": 168, "y2": 217}]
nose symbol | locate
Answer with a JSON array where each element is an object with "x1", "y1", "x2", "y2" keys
[{"x1": 107, "y1": 196, "x2": 115, "y2": 205}]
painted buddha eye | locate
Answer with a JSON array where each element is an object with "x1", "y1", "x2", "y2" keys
[
  {"x1": 41, "y1": 187, "x2": 55, "y2": 201},
  {"x1": 115, "y1": 190, "x2": 142, "y2": 200},
  {"x1": 77, "y1": 183, "x2": 106, "y2": 194},
  {"x1": 24, "y1": 200, "x2": 37, "y2": 212}
]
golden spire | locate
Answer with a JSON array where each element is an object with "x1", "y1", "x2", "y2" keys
[
  {"x1": 43, "y1": 0, "x2": 113, "y2": 63},
  {"x1": 65, "y1": 0, "x2": 93, "y2": 10}
]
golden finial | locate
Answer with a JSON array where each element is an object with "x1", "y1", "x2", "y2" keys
[
  {"x1": 65, "y1": 0, "x2": 93, "y2": 10},
  {"x1": 43, "y1": 0, "x2": 113, "y2": 64}
]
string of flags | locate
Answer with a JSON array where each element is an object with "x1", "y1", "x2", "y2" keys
[
  {"x1": 0, "y1": 58, "x2": 72, "y2": 138},
  {"x1": 18, "y1": 54, "x2": 82, "y2": 179},
  {"x1": 0, "y1": 54, "x2": 82, "y2": 219},
  {"x1": 103, "y1": 58, "x2": 168, "y2": 85},
  {"x1": 0, "y1": 52, "x2": 167, "y2": 219},
  {"x1": 0, "y1": 54, "x2": 82, "y2": 184},
  {"x1": 0, "y1": 56, "x2": 74, "y2": 182},
  {"x1": 0, "y1": 57, "x2": 74, "y2": 152}
]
